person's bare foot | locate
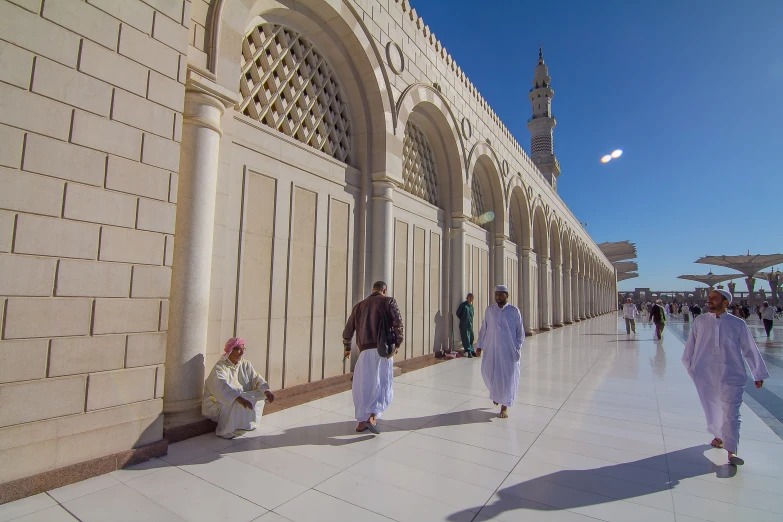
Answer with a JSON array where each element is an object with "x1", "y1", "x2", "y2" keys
[{"x1": 499, "y1": 406, "x2": 508, "y2": 419}]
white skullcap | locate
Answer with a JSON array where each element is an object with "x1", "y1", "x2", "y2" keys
[
  {"x1": 713, "y1": 289, "x2": 733, "y2": 304},
  {"x1": 495, "y1": 285, "x2": 509, "y2": 293}
]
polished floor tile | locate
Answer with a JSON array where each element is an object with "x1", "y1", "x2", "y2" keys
[{"x1": 13, "y1": 314, "x2": 783, "y2": 521}]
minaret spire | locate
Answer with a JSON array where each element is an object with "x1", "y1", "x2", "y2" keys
[{"x1": 527, "y1": 45, "x2": 561, "y2": 189}]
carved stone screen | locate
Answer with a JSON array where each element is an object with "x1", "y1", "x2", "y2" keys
[
  {"x1": 240, "y1": 23, "x2": 352, "y2": 163},
  {"x1": 402, "y1": 121, "x2": 439, "y2": 206}
]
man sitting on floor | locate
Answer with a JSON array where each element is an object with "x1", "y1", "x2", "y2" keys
[{"x1": 202, "y1": 337, "x2": 275, "y2": 438}]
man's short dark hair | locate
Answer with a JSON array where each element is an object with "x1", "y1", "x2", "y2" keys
[
  {"x1": 466, "y1": 293, "x2": 474, "y2": 298},
  {"x1": 372, "y1": 281, "x2": 387, "y2": 292}
]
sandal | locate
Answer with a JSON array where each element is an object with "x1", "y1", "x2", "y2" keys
[
  {"x1": 728, "y1": 454, "x2": 744, "y2": 466},
  {"x1": 710, "y1": 438, "x2": 723, "y2": 449}
]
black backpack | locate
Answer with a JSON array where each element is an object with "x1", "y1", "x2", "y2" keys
[{"x1": 376, "y1": 299, "x2": 396, "y2": 358}]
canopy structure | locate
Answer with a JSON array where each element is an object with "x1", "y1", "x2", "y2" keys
[
  {"x1": 613, "y1": 261, "x2": 638, "y2": 274},
  {"x1": 597, "y1": 241, "x2": 637, "y2": 263},
  {"x1": 695, "y1": 253, "x2": 783, "y2": 293},
  {"x1": 755, "y1": 269, "x2": 782, "y2": 302},
  {"x1": 598, "y1": 240, "x2": 638, "y2": 282},
  {"x1": 678, "y1": 272, "x2": 744, "y2": 288}
]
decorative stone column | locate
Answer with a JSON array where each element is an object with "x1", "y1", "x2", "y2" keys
[
  {"x1": 552, "y1": 262, "x2": 563, "y2": 326},
  {"x1": 538, "y1": 255, "x2": 551, "y2": 330},
  {"x1": 571, "y1": 270, "x2": 579, "y2": 321},
  {"x1": 519, "y1": 247, "x2": 535, "y2": 334},
  {"x1": 562, "y1": 267, "x2": 572, "y2": 323},
  {"x1": 579, "y1": 275, "x2": 587, "y2": 320},
  {"x1": 494, "y1": 234, "x2": 511, "y2": 288},
  {"x1": 450, "y1": 214, "x2": 468, "y2": 351},
  {"x1": 164, "y1": 70, "x2": 239, "y2": 429},
  {"x1": 371, "y1": 175, "x2": 395, "y2": 284}
]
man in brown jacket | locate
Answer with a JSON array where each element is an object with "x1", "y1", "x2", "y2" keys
[{"x1": 343, "y1": 281, "x2": 404, "y2": 434}]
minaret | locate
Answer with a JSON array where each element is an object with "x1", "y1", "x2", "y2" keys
[{"x1": 527, "y1": 45, "x2": 561, "y2": 189}]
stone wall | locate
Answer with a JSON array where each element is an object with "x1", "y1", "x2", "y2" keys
[{"x1": 0, "y1": 0, "x2": 188, "y2": 484}]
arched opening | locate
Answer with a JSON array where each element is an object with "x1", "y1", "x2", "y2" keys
[
  {"x1": 509, "y1": 186, "x2": 532, "y2": 327},
  {"x1": 393, "y1": 91, "x2": 465, "y2": 359},
  {"x1": 532, "y1": 205, "x2": 550, "y2": 330},
  {"x1": 562, "y1": 231, "x2": 573, "y2": 323},
  {"x1": 209, "y1": 0, "x2": 392, "y2": 389},
  {"x1": 549, "y1": 219, "x2": 563, "y2": 326},
  {"x1": 465, "y1": 154, "x2": 504, "y2": 339}
]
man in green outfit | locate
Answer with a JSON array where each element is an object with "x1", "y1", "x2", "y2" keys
[{"x1": 456, "y1": 293, "x2": 476, "y2": 358}]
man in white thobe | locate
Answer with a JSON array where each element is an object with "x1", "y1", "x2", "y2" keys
[
  {"x1": 622, "y1": 298, "x2": 638, "y2": 334},
  {"x1": 203, "y1": 337, "x2": 275, "y2": 439},
  {"x1": 476, "y1": 285, "x2": 525, "y2": 418},
  {"x1": 343, "y1": 281, "x2": 404, "y2": 434},
  {"x1": 682, "y1": 289, "x2": 768, "y2": 465}
]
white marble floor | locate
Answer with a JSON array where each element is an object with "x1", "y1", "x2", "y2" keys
[{"x1": 3, "y1": 314, "x2": 783, "y2": 522}]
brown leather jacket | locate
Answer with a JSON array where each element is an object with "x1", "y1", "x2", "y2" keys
[{"x1": 342, "y1": 293, "x2": 404, "y2": 351}]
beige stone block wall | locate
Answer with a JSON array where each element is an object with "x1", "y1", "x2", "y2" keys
[{"x1": 0, "y1": 0, "x2": 188, "y2": 486}]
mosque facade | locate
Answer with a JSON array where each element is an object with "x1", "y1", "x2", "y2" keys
[{"x1": 0, "y1": 0, "x2": 617, "y2": 496}]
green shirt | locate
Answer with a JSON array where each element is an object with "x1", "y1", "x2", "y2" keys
[{"x1": 456, "y1": 301, "x2": 474, "y2": 328}]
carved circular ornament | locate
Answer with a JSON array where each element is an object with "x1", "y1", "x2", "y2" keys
[
  {"x1": 461, "y1": 117, "x2": 472, "y2": 140},
  {"x1": 502, "y1": 159, "x2": 509, "y2": 176},
  {"x1": 386, "y1": 42, "x2": 405, "y2": 75}
]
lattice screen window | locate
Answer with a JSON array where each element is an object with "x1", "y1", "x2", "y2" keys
[
  {"x1": 471, "y1": 175, "x2": 485, "y2": 222},
  {"x1": 402, "y1": 121, "x2": 439, "y2": 206},
  {"x1": 509, "y1": 211, "x2": 516, "y2": 243},
  {"x1": 239, "y1": 23, "x2": 351, "y2": 163}
]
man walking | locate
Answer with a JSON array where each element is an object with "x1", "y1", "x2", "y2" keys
[
  {"x1": 456, "y1": 293, "x2": 476, "y2": 357},
  {"x1": 650, "y1": 299, "x2": 666, "y2": 340},
  {"x1": 682, "y1": 289, "x2": 768, "y2": 465},
  {"x1": 343, "y1": 281, "x2": 404, "y2": 434},
  {"x1": 476, "y1": 285, "x2": 525, "y2": 419},
  {"x1": 761, "y1": 301, "x2": 775, "y2": 337},
  {"x1": 622, "y1": 297, "x2": 638, "y2": 334}
]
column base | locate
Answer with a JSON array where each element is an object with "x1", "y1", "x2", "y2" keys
[
  {"x1": 525, "y1": 330, "x2": 535, "y2": 336},
  {"x1": 580, "y1": 316, "x2": 587, "y2": 320},
  {"x1": 564, "y1": 320, "x2": 573, "y2": 325},
  {"x1": 539, "y1": 326, "x2": 551, "y2": 331},
  {"x1": 163, "y1": 397, "x2": 204, "y2": 430},
  {"x1": 552, "y1": 323, "x2": 564, "y2": 328}
]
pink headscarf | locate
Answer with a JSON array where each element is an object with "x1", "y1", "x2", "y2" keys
[{"x1": 222, "y1": 337, "x2": 245, "y2": 360}]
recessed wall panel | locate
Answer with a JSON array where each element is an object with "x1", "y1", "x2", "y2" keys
[
  {"x1": 413, "y1": 226, "x2": 425, "y2": 358},
  {"x1": 324, "y1": 199, "x2": 350, "y2": 379},
  {"x1": 236, "y1": 172, "x2": 276, "y2": 377},
  {"x1": 393, "y1": 220, "x2": 408, "y2": 359},
  {"x1": 284, "y1": 187, "x2": 317, "y2": 387},
  {"x1": 430, "y1": 232, "x2": 441, "y2": 354}
]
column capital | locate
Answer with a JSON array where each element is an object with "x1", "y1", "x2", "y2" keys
[{"x1": 184, "y1": 68, "x2": 239, "y2": 136}]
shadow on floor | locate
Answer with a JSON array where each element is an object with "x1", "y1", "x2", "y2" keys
[
  {"x1": 446, "y1": 445, "x2": 736, "y2": 521},
  {"x1": 187, "y1": 408, "x2": 501, "y2": 458}
]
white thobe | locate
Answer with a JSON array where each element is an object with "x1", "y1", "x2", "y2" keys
[
  {"x1": 352, "y1": 349, "x2": 394, "y2": 423},
  {"x1": 476, "y1": 303, "x2": 525, "y2": 407},
  {"x1": 202, "y1": 358, "x2": 270, "y2": 438},
  {"x1": 682, "y1": 312, "x2": 769, "y2": 453},
  {"x1": 622, "y1": 303, "x2": 638, "y2": 319}
]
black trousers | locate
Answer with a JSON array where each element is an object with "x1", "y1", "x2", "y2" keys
[{"x1": 763, "y1": 319, "x2": 773, "y2": 337}]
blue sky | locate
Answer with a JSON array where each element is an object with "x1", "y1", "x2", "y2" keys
[{"x1": 409, "y1": 0, "x2": 783, "y2": 291}]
